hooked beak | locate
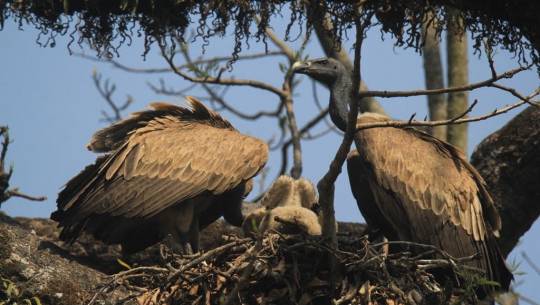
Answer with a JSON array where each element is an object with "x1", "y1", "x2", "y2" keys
[{"x1": 292, "y1": 61, "x2": 311, "y2": 74}]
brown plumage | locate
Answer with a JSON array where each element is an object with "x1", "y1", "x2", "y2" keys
[
  {"x1": 293, "y1": 57, "x2": 512, "y2": 295},
  {"x1": 51, "y1": 96, "x2": 269, "y2": 254}
]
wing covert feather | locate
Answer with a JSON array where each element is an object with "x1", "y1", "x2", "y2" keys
[
  {"x1": 79, "y1": 122, "x2": 268, "y2": 219},
  {"x1": 354, "y1": 114, "x2": 498, "y2": 242},
  {"x1": 58, "y1": 111, "x2": 268, "y2": 225}
]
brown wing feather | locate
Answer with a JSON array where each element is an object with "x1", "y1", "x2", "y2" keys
[
  {"x1": 55, "y1": 97, "x2": 268, "y2": 231},
  {"x1": 352, "y1": 113, "x2": 511, "y2": 291},
  {"x1": 355, "y1": 114, "x2": 496, "y2": 242}
]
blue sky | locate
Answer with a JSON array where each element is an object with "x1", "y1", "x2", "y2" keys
[{"x1": 1, "y1": 15, "x2": 539, "y2": 300}]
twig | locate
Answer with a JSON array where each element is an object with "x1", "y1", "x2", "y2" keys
[
  {"x1": 449, "y1": 99, "x2": 478, "y2": 123},
  {"x1": 521, "y1": 295, "x2": 540, "y2": 305},
  {"x1": 522, "y1": 252, "x2": 540, "y2": 276},
  {"x1": 167, "y1": 238, "x2": 251, "y2": 282},
  {"x1": 76, "y1": 51, "x2": 285, "y2": 74},
  {"x1": 490, "y1": 82, "x2": 540, "y2": 108},
  {"x1": 355, "y1": 92, "x2": 537, "y2": 132},
  {"x1": 333, "y1": 278, "x2": 363, "y2": 305},
  {"x1": 92, "y1": 71, "x2": 133, "y2": 124},
  {"x1": 221, "y1": 234, "x2": 265, "y2": 305},
  {"x1": 3, "y1": 189, "x2": 47, "y2": 202},
  {"x1": 0, "y1": 126, "x2": 9, "y2": 170},
  {"x1": 157, "y1": 38, "x2": 287, "y2": 99}
]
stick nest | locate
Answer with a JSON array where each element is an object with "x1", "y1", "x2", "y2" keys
[{"x1": 106, "y1": 231, "x2": 486, "y2": 305}]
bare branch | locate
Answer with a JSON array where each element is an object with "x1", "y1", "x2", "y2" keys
[
  {"x1": 3, "y1": 188, "x2": 47, "y2": 202},
  {"x1": 178, "y1": 43, "x2": 286, "y2": 121},
  {"x1": 282, "y1": 80, "x2": 302, "y2": 179},
  {"x1": 0, "y1": 126, "x2": 9, "y2": 171},
  {"x1": 92, "y1": 71, "x2": 133, "y2": 124},
  {"x1": 355, "y1": 92, "x2": 538, "y2": 132},
  {"x1": 522, "y1": 252, "x2": 540, "y2": 276},
  {"x1": 360, "y1": 64, "x2": 532, "y2": 98},
  {"x1": 490, "y1": 82, "x2": 540, "y2": 108},
  {"x1": 0, "y1": 127, "x2": 47, "y2": 205},
  {"x1": 76, "y1": 51, "x2": 285, "y2": 74},
  {"x1": 157, "y1": 38, "x2": 287, "y2": 99}
]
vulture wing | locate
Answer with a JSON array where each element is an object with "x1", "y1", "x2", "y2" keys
[
  {"x1": 53, "y1": 97, "x2": 268, "y2": 251},
  {"x1": 352, "y1": 113, "x2": 511, "y2": 291}
]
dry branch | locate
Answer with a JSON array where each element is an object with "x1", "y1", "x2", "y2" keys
[{"x1": 0, "y1": 126, "x2": 47, "y2": 206}]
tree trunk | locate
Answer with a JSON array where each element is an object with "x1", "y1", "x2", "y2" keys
[
  {"x1": 0, "y1": 211, "x2": 135, "y2": 305},
  {"x1": 470, "y1": 105, "x2": 540, "y2": 258},
  {"x1": 421, "y1": 12, "x2": 447, "y2": 140},
  {"x1": 446, "y1": 7, "x2": 469, "y2": 154}
]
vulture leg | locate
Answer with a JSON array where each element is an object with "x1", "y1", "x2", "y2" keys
[
  {"x1": 187, "y1": 217, "x2": 200, "y2": 254},
  {"x1": 171, "y1": 219, "x2": 198, "y2": 255}
]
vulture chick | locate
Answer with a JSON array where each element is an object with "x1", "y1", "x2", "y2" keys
[
  {"x1": 51, "y1": 97, "x2": 268, "y2": 254},
  {"x1": 292, "y1": 58, "x2": 513, "y2": 295},
  {"x1": 243, "y1": 176, "x2": 322, "y2": 236}
]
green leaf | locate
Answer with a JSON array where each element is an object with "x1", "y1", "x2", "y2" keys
[
  {"x1": 117, "y1": 258, "x2": 132, "y2": 270},
  {"x1": 131, "y1": 0, "x2": 139, "y2": 15},
  {"x1": 7, "y1": 282, "x2": 19, "y2": 299},
  {"x1": 120, "y1": 0, "x2": 128, "y2": 10},
  {"x1": 279, "y1": 115, "x2": 288, "y2": 131},
  {"x1": 22, "y1": 299, "x2": 32, "y2": 305},
  {"x1": 278, "y1": 62, "x2": 286, "y2": 73},
  {"x1": 63, "y1": 0, "x2": 68, "y2": 14},
  {"x1": 31, "y1": 296, "x2": 42, "y2": 305}
]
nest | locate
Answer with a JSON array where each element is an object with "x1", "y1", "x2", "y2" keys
[{"x1": 102, "y1": 229, "x2": 489, "y2": 305}]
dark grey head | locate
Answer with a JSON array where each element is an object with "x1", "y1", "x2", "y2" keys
[
  {"x1": 292, "y1": 57, "x2": 351, "y2": 132},
  {"x1": 292, "y1": 57, "x2": 349, "y2": 87}
]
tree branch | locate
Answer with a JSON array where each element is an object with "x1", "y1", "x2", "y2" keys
[
  {"x1": 157, "y1": 38, "x2": 287, "y2": 99},
  {"x1": 360, "y1": 64, "x2": 532, "y2": 98}
]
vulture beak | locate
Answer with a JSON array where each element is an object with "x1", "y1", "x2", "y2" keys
[{"x1": 292, "y1": 61, "x2": 311, "y2": 74}]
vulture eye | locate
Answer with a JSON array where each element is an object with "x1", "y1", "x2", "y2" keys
[{"x1": 319, "y1": 60, "x2": 328, "y2": 66}]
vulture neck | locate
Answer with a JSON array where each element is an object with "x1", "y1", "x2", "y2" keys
[{"x1": 329, "y1": 73, "x2": 352, "y2": 133}]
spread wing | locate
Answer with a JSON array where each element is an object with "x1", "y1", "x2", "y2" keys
[{"x1": 55, "y1": 101, "x2": 268, "y2": 227}]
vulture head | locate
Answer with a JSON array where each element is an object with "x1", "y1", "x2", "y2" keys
[{"x1": 292, "y1": 58, "x2": 350, "y2": 88}]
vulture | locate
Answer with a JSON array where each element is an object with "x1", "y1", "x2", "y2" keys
[
  {"x1": 292, "y1": 57, "x2": 513, "y2": 294},
  {"x1": 51, "y1": 96, "x2": 269, "y2": 254},
  {"x1": 243, "y1": 175, "x2": 323, "y2": 236}
]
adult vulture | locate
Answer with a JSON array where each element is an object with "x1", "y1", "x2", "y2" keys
[
  {"x1": 51, "y1": 96, "x2": 268, "y2": 254},
  {"x1": 292, "y1": 58, "x2": 512, "y2": 294}
]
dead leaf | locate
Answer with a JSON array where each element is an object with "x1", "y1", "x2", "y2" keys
[
  {"x1": 267, "y1": 288, "x2": 288, "y2": 301},
  {"x1": 150, "y1": 288, "x2": 160, "y2": 305},
  {"x1": 137, "y1": 291, "x2": 152, "y2": 305},
  {"x1": 298, "y1": 293, "x2": 312, "y2": 305},
  {"x1": 216, "y1": 274, "x2": 227, "y2": 290},
  {"x1": 189, "y1": 285, "x2": 199, "y2": 296},
  {"x1": 307, "y1": 276, "x2": 330, "y2": 288}
]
